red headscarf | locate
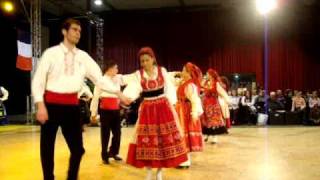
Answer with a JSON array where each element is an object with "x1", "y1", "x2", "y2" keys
[
  {"x1": 137, "y1": 46, "x2": 156, "y2": 59},
  {"x1": 207, "y1": 68, "x2": 220, "y2": 82},
  {"x1": 185, "y1": 62, "x2": 202, "y2": 90}
]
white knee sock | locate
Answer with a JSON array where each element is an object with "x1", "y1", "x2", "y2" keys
[
  {"x1": 156, "y1": 168, "x2": 162, "y2": 180},
  {"x1": 212, "y1": 136, "x2": 218, "y2": 143},
  {"x1": 146, "y1": 167, "x2": 152, "y2": 180},
  {"x1": 179, "y1": 153, "x2": 191, "y2": 166}
]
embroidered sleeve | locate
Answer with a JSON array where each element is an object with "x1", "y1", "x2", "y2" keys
[
  {"x1": 122, "y1": 73, "x2": 137, "y2": 85},
  {"x1": 123, "y1": 71, "x2": 142, "y2": 101},
  {"x1": 162, "y1": 67, "x2": 177, "y2": 105},
  {"x1": 217, "y1": 82, "x2": 231, "y2": 105},
  {"x1": 185, "y1": 83, "x2": 203, "y2": 119}
]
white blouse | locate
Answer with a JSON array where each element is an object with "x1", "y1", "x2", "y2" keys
[
  {"x1": 309, "y1": 97, "x2": 320, "y2": 108},
  {"x1": 123, "y1": 66, "x2": 177, "y2": 105},
  {"x1": 216, "y1": 82, "x2": 231, "y2": 105},
  {"x1": 229, "y1": 96, "x2": 240, "y2": 110},
  {"x1": 184, "y1": 83, "x2": 204, "y2": 119}
]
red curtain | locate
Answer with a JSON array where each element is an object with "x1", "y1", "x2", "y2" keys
[
  {"x1": 104, "y1": 44, "x2": 141, "y2": 74},
  {"x1": 268, "y1": 39, "x2": 320, "y2": 91},
  {"x1": 103, "y1": 41, "x2": 320, "y2": 91},
  {"x1": 208, "y1": 44, "x2": 263, "y2": 86},
  {"x1": 99, "y1": 10, "x2": 320, "y2": 91}
]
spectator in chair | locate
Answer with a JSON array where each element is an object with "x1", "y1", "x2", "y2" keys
[
  {"x1": 309, "y1": 91, "x2": 320, "y2": 109},
  {"x1": 268, "y1": 91, "x2": 284, "y2": 112},
  {"x1": 291, "y1": 91, "x2": 307, "y2": 124},
  {"x1": 229, "y1": 89, "x2": 240, "y2": 125},
  {"x1": 292, "y1": 91, "x2": 306, "y2": 112},
  {"x1": 241, "y1": 90, "x2": 257, "y2": 124},
  {"x1": 309, "y1": 91, "x2": 320, "y2": 125},
  {"x1": 284, "y1": 89, "x2": 293, "y2": 111},
  {"x1": 276, "y1": 90, "x2": 286, "y2": 107},
  {"x1": 255, "y1": 90, "x2": 266, "y2": 113}
]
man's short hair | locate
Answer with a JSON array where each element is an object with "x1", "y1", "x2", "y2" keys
[
  {"x1": 103, "y1": 60, "x2": 117, "y2": 73},
  {"x1": 61, "y1": 18, "x2": 81, "y2": 31}
]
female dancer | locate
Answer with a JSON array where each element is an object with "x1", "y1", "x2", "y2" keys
[
  {"x1": 124, "y1": 47, "x2": 187, "y2": 180},
  {"x1": 201, "y1": 69, "x2": 230, "y2": 144},
  {"x1": 175, "y1": 62, "x2": 204, "y2": 168}
]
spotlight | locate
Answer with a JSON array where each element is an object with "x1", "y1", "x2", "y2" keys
[
  {"x1": 256, "y1": 0, "x2": 277, "y2": 15},
  {"x1": 234, "y1": 74, "x2": 239, "y2": 79},
  {"x1": 94, "y1": 0, "x2": 103, "y2": 6},
  {"x1": 2, "y1": 1, "x2": 14, "y2": 13}
]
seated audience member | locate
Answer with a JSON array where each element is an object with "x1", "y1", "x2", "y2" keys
[
  {"x1": 268, "y1": 91, "x2": 284, "y2": 112},
  {"x1": 292, "y1": 91, "x2": 306, "y2": 112},
  {"x1": 276, "y1": 90, "x2": 286, "y2": 107},
  {"x1": 240, "y1": 90, "x2": 257, "y2": 124},
  {"x1": 309, "y1": 91, "x2": 320, "y2": 109},
  {"x1": 284, "y1": 89, "x2": 293, "y2": 111},
  {"x1": 292, "y1": 91, "x2": 307, "y2": 124},
  {"x1": 255, "y1": 90, "x2": 266, "y2": 113},
  {"x1": 229, "y1": 89, "x2": 240, "y2": 125},
  {"x1": 252, "y1": 89, "x2": 258, "y2": 105},
  {"x1": 309, "y1": 91, "x2": 320, "y2": 125}
]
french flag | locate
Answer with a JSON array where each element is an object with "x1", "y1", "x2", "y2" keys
[{"x1": 16, "y1": 30, "x2": 32, "y2": 71}]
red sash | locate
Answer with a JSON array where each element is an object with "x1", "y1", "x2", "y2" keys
[
  {"x1": 100, "y1": 97, "x2": 120, "y2": 110},
  {"x1": 44, "y1": 91, "x2": 79, "y2": 105}
]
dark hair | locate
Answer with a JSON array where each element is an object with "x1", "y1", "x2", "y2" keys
[
  {"x1": 138, "y1": 46, "x2": 157, "y2": 65},
  {"x1": 103, "y1": 60, "x2": 117, "y2": 73},
  {"x1": 61, "y1": 18, "x2": 81, "y2": 31}
]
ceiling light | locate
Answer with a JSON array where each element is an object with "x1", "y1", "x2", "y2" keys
[
  {"x1": 256, "y1": 0, "x2": 277, "y2": 15},
  {"x1": 2, "y1": 1, "x2": 14, "y2": 13},
  {"x1": 94, "y1": 0, "x2": 103, "y2": 6}
]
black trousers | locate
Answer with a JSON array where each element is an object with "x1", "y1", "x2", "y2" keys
[
  {"x1": 41, "y1": 104, "x2": 85, "y2": 180},
  {"x1": 100, "y1": 109, "x2": 121, "y2": 159},
  {"x1": 230, "y1": 109, "x2": 239, "y2": 125}
]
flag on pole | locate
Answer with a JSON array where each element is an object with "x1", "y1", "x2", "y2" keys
[{"x1": 16, "y1": 30, "x2": 32, "y2": 71}]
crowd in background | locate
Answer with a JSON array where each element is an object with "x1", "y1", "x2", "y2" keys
[{"x1": 227, "y1": 88, "x2": 320, "y2": 125}]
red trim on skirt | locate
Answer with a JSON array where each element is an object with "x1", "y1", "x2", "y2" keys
[
  {"x1": 176, "y1": 101, "x2": 203, "y2": 152},
  {"x1": 126, "y1": 143, "x2": 188, "y2": 168},
  {"x1": 126, "y1": 97, "x2": 188, "y2": 168}
]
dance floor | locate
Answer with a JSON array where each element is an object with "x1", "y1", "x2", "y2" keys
[{"x1": 1, "y1": 125, "x2": 320, "y2": 180}]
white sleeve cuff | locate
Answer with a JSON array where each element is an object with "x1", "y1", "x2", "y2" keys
[{"x1": 34, "y1": 95, "x2": 44, "y2": 103}]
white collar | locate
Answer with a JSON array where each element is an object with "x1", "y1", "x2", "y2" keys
[{"x1": 60, "y1": 42, "x2": 77, "y2": 54}]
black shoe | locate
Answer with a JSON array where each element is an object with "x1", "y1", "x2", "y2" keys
[
  {"x1": 204, "y1": 136, "x2": 209, "y2": 142},
  {"x1": 102, "y1": 158, "x2": 109, "y2": 164},
  {"x1": 109, "y1": 155, "x2": 123, "y2": 161},
  {"x1": 176, "y1": 165, "x2": 189, "y2": 169}
]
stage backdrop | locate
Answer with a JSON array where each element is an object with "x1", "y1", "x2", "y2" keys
[{"x1": 94, "y1": 6, "x2": 320, "y2": 91}]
